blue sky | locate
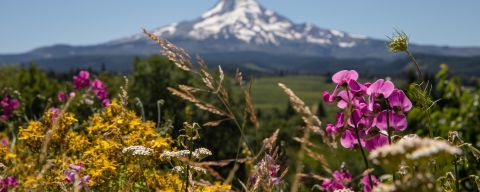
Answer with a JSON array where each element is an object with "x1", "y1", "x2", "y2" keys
[{"x1": 1, "y1": 0, "x2": 479, "y2": 53}]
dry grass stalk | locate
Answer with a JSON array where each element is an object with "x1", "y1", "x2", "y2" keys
[
  {"x1": 235, "y1": 69, "x2": 244, "y2": 87},
  {"x1": 143, "y1": 29, "x2": 192, "y2": 71},
  {"x1": 167, "y1": 87, "x2": 228, "y2": 117},
  {"x1": 278, "y1": 83, "x2": 332, "y2": 145},
  {"x1": 263, "y1": 129, "x2": 279, "y2": 152},
  {"x1": 203, "y1": 118, "x2": 230, "y2": 127}
]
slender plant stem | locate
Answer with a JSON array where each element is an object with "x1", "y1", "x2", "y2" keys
[
  {"x1": 385, "y1": 99, "x2": 393, "y2": 147},
  {"x1": 354, "y1": 124, "x2": 373, "y2": 187},
  {"x1": 345, "y1": 86, "x2": 373, "y2": 187},
  {"x1": 156, "y1": 100, "x2": 164, "y2": 131},
  {"x1": 290, "y1": 124, "x2": 311, "y2": 192},
  {"x1": 405, "y1": 50, "x2": 424, "y2": 82},
  {"x1": 454, "y1": 157, "x2": 460, "y2": 192}
]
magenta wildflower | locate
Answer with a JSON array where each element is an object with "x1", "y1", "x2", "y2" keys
[
  {"x1": 0, "y1": 137, "x2": 9, "y2": 147},
  {"x1": 332, "y1": 70, "x2": 359, "y2": 85},
  {"x1": 375, "y1": 111, "x2": 407, "y2": 132},
  {"x1": 0, "y1": 96, "x2": 20, "y2": 120},
  {"x1": 324, "y1": 70, "x2": 359, "y2": 103},
  {"x1": 57, "y1": 91, "x2": 66, "y2": 102},
  {"x1": 101, "y1": 99, "x2": 110, "y2": 107},
  {"x1": 366, "y1": 79, "x2": 394, "y2": 111},
  {"x1": 73, "y1": 70, "x2": 91, "y2": 89},
  {"x1": 364, "y1": 134, "x2": 389, "y2": 151},
  {"x1": 323, "y1": 70, "x2": 412, "y2": 151},
  {"x1": 321, "y1": 168, "x2": 352, "y2": 192},
  {"x1": 389, "y1": 90, "x2": 412, "y2": 112},
  {"x1": 361, "y1": 175, "x2": 379, "y2": 192},
  {"x1": 64, "y1": 162, "x2": 90, "y2": 186},
  {"x1": 48, "y1": 108, "x2": 60, "y2": 121},
  {"x1": 0, "y1": 176, "x2": 18, "y2": 192}
]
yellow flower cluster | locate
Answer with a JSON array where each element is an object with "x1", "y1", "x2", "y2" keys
[{"x1": 3, "y1": 100, "x2": 230, "y2": 191}]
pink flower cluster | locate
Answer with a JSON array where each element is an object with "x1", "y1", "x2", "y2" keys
[
  {"x1": 0, "y1": 96, "x2": 20, "y2": 121},
  {"x1": 61, "y1": 70, "x2": 110, "y2": 107},
  {"x1": 321, "y1": 169, "x2": 352, "y2": 192},
  {"x1": 323, "y1": 70, "x2": 412, "y2": 151},
  {"x1": 0, "y1": 176, "x2": 18, "y2": 192},
  {"x1": 362, "y1": 175, "x2": 379, "y2": 192},
  {"x1": 64, "y1": 163, "x2": 90, "y2": 186}
]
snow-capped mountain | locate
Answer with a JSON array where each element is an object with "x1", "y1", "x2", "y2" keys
[
  {"x1": 1, "y1": 0, "x2": 480, "y2": 73},
  {"x1": 107, "y1": 0, "x2": 377, "y2": 56},
  {"x1": 114, "y1": 0, "x2": 367, "y2": 48}
]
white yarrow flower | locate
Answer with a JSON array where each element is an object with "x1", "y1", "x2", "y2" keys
[{"x1": 122, "y1": 145, "x2": 154, "y2": 156}]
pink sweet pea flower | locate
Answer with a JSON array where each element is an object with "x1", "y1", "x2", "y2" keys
[
  {"x1": 362, "y1": 175, "x2": 380, "y2": 192},
  {"x1": 348, "y1": 79, "x2": 367, "y2": 95},
  {"x1": 321, "y1": 169, "x2": 353, "y2": 192},
  {"x1": 326, "y1": 112, "x2": 344, "y2": 135},
  {"x1": 364, "y1": 134, "x2": 389, "y2": 151},
  {"x1": 332, "y1": 70, "x2": 359, "y2": 85},
  {"x1": 389, "y1": 90, "x2": 412, "y2": 112},
  {"x1": 375, "y1": 110, "x2": 407, "y2": 132},
  {"x1": 323, "y1": 70, "x2": 359, "y2": 103},
  {"x1": 366, "y1": 79, "x2": 395, "y2": 111},
  {"x1": 340, "y1": 129, "x2": 364, "y2": 149}
]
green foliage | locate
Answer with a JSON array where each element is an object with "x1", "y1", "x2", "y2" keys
[{"x1": 129, "y1": 56, "x2": 191, "y2": 125}]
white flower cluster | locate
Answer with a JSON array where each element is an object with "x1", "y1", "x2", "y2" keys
[
  {"x1": 160, "y1": 148, "x2": 212, "y2": 160},
  {"x1": 160, "y1": 150, "x2": 191, "y2": 159},
  {"x1": 369, "y1": 136, "x2": 462, "y2": 164},
  {"x1": 334, "y1": 189, "x2": 354, "y2": 192},
  {"x1": 122, "y1": 145, "x2": 154, "y2": 156},
  {"x1": 171, "y1": 165, "x2": 206, "y2": 174},
  {"x1": 193, "y1": 148, "x2": 212, "y2": 159}
]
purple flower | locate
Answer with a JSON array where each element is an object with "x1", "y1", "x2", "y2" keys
[
  {"x1": 64, "y1": 170, "x2": 75, "y2": 183},
  {"x1": 375, "y1": 110, "x2": 407, "y2": 132},
  {"x1": 73, "y1": 70, "x2": 91, "y2": 89},
  {"x1": 348, "y1": 79, "x2": 368, "y2": 95},
  {"x1": 64, "y1": 163, "x2": 90, "y2": 186},
  {"x1": 0, "y1": 96, "x2": 20, "y2": 121},
  {"x1": 323, "y1": 70, "x2": 412, "y2": 151},
  {"x1": 69, "y1": 162, "x2": 83, "y2": 171},
  {"x1": 0, "y1": 176, "x2": 18, "y2": 192},
  {"x1": 389, "y1": 90, "x2": 412, "y2": 113},
  {"x1": 321, "y1": 169, "x2": 352, "y2": 192},
  {"x1": 57, "y1": 91, "x2": 66, "y2": 102},
  {"x1": 340, "y1": 129, "x2": 362, "y2": 149},
  {"x1": 101, "y1": 99, "x2": 110, "y2": 107},
  {"x1": 332, "y1": 70, "x2": 359, "y2": 85},
  {"x1": 48, "y1": 108, "x2": 60, "y2": 121},
  {"x1": 367, "y1": 79, "x2": 395, "y2": 111},
  {"x1": 0, "y1": 138, "x2": 9, "y2": 147},
  {"x1": 324, "y1": 70, "x2": 359, "y2": 103},
  {"x1": 362, "y1": 175, "x2": 379, "y2": 192},
  {"x1": 364, "y1": 134, "x2": 389, "y2": 151},
  {"x1": 91, "y1": 79, "x2": 110, "y2": 105}
]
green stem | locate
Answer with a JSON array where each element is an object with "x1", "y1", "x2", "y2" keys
[
  {"x1": 354, "y1": 124, "x2": 373, "y2": 187},
  {"x1": 405, "y1": 50, "x2": 423, "y2": 82},
  {"x1": 454, "y1": 157, "x2": 460, "y2": 192},
  {"x1": 345, "y1": 86, "x2": 373, "y2": 187},
  {"x1": 156, "y1": 100, "x2": 164, "y2": 131}
]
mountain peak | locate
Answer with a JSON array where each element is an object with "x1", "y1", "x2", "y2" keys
[
  {"x1": 113, "y1": 0, "x2": 370, "y2": 48},
  {"x1": 202, "y1": 0, "x2": 264, "y2": 18}
]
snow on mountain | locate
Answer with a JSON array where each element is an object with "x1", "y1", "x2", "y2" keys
[{"x1": 111, "y1": 0, "x2": 368, "y2": 48}]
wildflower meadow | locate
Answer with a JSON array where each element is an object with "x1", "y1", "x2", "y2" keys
[{"x1": 0, "y1": 30, "x2": 478, "y2": 192}]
